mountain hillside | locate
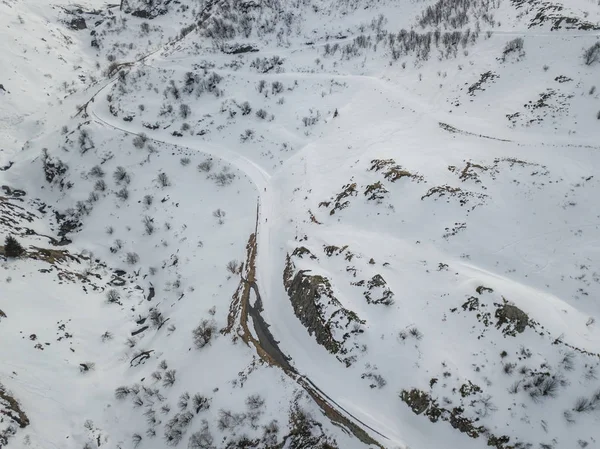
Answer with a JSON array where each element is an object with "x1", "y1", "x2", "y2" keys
[{"x1": 1, "y1": 0, "x2": 600, "y2": 448}]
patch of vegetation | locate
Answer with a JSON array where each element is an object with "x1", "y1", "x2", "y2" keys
[
  {"x1": 3, "y1": 235, "x2": 24, "y2": 258},
  {"x1": 369, "y1": 159, "x2": 424, "y2": 183}
]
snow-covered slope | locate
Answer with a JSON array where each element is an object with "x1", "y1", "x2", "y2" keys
[{"x1": 1, "y1": 0, "x2": 600, "y2": 448}]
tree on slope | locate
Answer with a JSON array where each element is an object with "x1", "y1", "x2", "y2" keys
[{"x1": 4, "y1": 235, "x2": 24, "y2": 258}]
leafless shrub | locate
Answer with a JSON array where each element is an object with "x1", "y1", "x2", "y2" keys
[
  {"x1": 94, "y1": 179, "x2": 106, "y2": 191},
  {"x1": 246, "y1": 394, "x2": 265, "y2": 410},
  {"x1": 508, "y1": 381, "x2": 520, "y2": 394},
  {"x1": 192, "y1": 319, "x2": 217, "y2": 349},
  {"x1": 126, "y1": 252, "x2": 140, "y2": 265},
  {"x1": 561, "y1": 352, "x2": 576, "y2": 372},
  {"x1": 180, "y1": 157, "x2": 191, "y2": 166},
  {"x1": 256, "y1": 108, "x2": 267, "y2": 119},
  {"x1": 503, "y1": 362, "x2": 516, "y2": 375},
  {"x1": 192, "y1": 394, "x2": 211, "y2": 413},
  {"x1": 178, "y1": 392, "x2": 190, "y2": 410},
  {"x1": 213, "y1": 209, "x2": 226, "y2": 224},
  {"x1": 573, "y1": 397, "x2": 596, "y2": 414},
  {"x1": 188, "y1": 422, "x2": 213, "y2": 449},
  {"x1": 115, "y1": 386, "x2": 131, "y2": 400},
  {"x1": 240, "y1": 129, "x2": 254, "y2": 141},
  {"x1": 106, "y1": 289, "x2": 121, "y2": 304},
  {"x1": 89, "y1": 165, "x2": 105, "y2": 177},
  {"x1": 257, "y1": 80, "x2": 266, "y2": 93},
  {"x1": 197, "y1": 159, "x2": 213, "y2": 172},
  {"x1": 143, "y1": 216, "x2": 155, "y2": 235},
  {"x1": 149, "y1": 309, "x2": 167, "y2": 329},
  {"x1": 79, "y1": 362, "x2": 96, "y2": 373},
  {"x1": 210, "y1": 169, "x2": 235, "y2": 186},
  {"x1": 113, "y1": 166, "x2": 130, "y2": 184},
  {"x1": 133, "y1": 133, "x2": 148, "y2": 149},
  {"x1": 408, "y1": 327, "x2": 423, "y2": 340},
  {"x1": 217, "y1": 409, "x2": 245, "y2": 431},
  {"x1": 132, "y1": 433, "x2": 143, "y2": 448},
  {"x1": 157, "y1": 172, "x2": 171, "y2": 187},
  {"x1": 180, "y1": 104, "x2": 191, "y2": 118},
  {"x1": 271, "y1": 81, "x2": 284, "y2": 94},
  {"x1": 143, "y1": 194, "x2": 153, "y2": 207},
  {"x1": 563, "y1": 410, "x2": 575, "y2": 424},
  {"x1": 163, "y1": 369, "x2": 177, "y2": 388},
  {"x1": 240, "y1": 101, "x2": 252, "y2": 115},
  {"x1": 583, "y1": 42, "x2": 600, "y2": 66},
  {"x1": 502, "y1": 37, "x2": 525, "y2": 61},
  {"x1": 101, "y1": 331, "x2": 113, "y2": 342},
  {"x1": 226, "y1": 260, "x2": 241, "y2": 275},
  {"x1": 164, "y1": 427, "x2": 183, "y2": 446},
  {"x1": 88, "y1": 191, "x2": 99, "y2": 203}
]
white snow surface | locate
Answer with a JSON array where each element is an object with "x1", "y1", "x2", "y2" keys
[{"x1": 1, "y1": 0, "x2": 600, "y2": 448}]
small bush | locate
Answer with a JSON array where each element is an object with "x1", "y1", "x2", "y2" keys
[
  {"x1": 503, "y1": 363, "x2": 516, "y2": 375},
  {"x1": 211, "y1": 170, "x2": 235, "y2": 186},
  {"x1": 180, "y1": 157, "x2": 191, "y2": 166},
  {"x1": 256, "y1": 108, "x2": 267, "y2": 119},
  {"x1": 502, "y1": 37, "x2": 524, "y2": 60},
  {"x1": 4, "y1": 235, "x2": 25, "y2": 258},
  {"x1": 226, "y1": 260, "x2": 241, "y2": 274},
  {"x1": 257, "y1": 80, "x2": 266, "y2": 93},
  {"x1": 163, "y1": 369, "x2": 177, "y2": 388},
  {"x1": 157, "y1": 172, "x2": 171, "y2": 187},
  {"x1": 79, "y1": 362, "x2": 95, "y2": 373},
  {"x1": 115, "y1": 187, "x2": 129, "y2": 200},
  {"x1": 192, "y1": 394, "x2": 211, "y2": 413},
  {"x1": 213, "y1": 209, "x2": 226, "y2": 224},
  {"x1": 126, "y1": 252, "x2": 140, "y2": 265},
  {"x1": 106, "y1": 289, "x2": 121, "y2": 304},
  {"x1": 240, "y1": 129, "x2": 254, "y2": 142},
  {"x1": 143, "y1": 194, "x2": 153, "y2": 207},
  {"x1": 574, "y1": 397, "x2": 594, "y2": 413},
  {"x1": 115, "y1": 386, "x2": 131, "y2": 400},
  {"x1": 113, "y1": 166, "x2": 130, "y2": 184},
  {"x1": 561, "y1": 352, "x2": 576, "y2": 371},
  {"x1": 133, "y1": 133, "x2": 148, "y2": 149},
  {"x1": 217, "y1": 409, "x2": 245, "y2": 431},
  {"x1": 94, "y1": 179, "x2": 107, "y2": 191},
  {"x1": 583, "y1": 42, "x2": 600, "y2": 66},
  {"x1": 508, "y1": 381, "x2": 520, "y2": 394},
  {"x1": 271, "y1": 81, "x2": 284, "y2": 94},
  {"x1": 246, "y1": 394, "x2": 265, "y2": 410},
  {"x1": 197, "y1": 159, "x2": 213, "y2": 172},
  {"x1": 143, "y1": 216, "x2": 155, "y2": 235},
  {"x1": 132, "y1": 433, "x2": 143, "y2": 448},
  {"x1": 192, "y1": 319, "x2": 217, "y2": 349},
  {"x1": 240, "y1": 101, "x2": 252, "y2": 115},
  {"x1": 89, "y1": 165, "x2": 105, "y2": 177},
  {"x1": 408, "y1": 327, "x2": 423, "y2": 340},
  {"x1": 180, "y1": 104, "x2": 191, "y2": 118},
  {"x1": 178, "y1": 392, "x2": 190, "y2": 410},
  {"x1": 188, "y1": 425, "x2": 213, "y2": 449}
]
